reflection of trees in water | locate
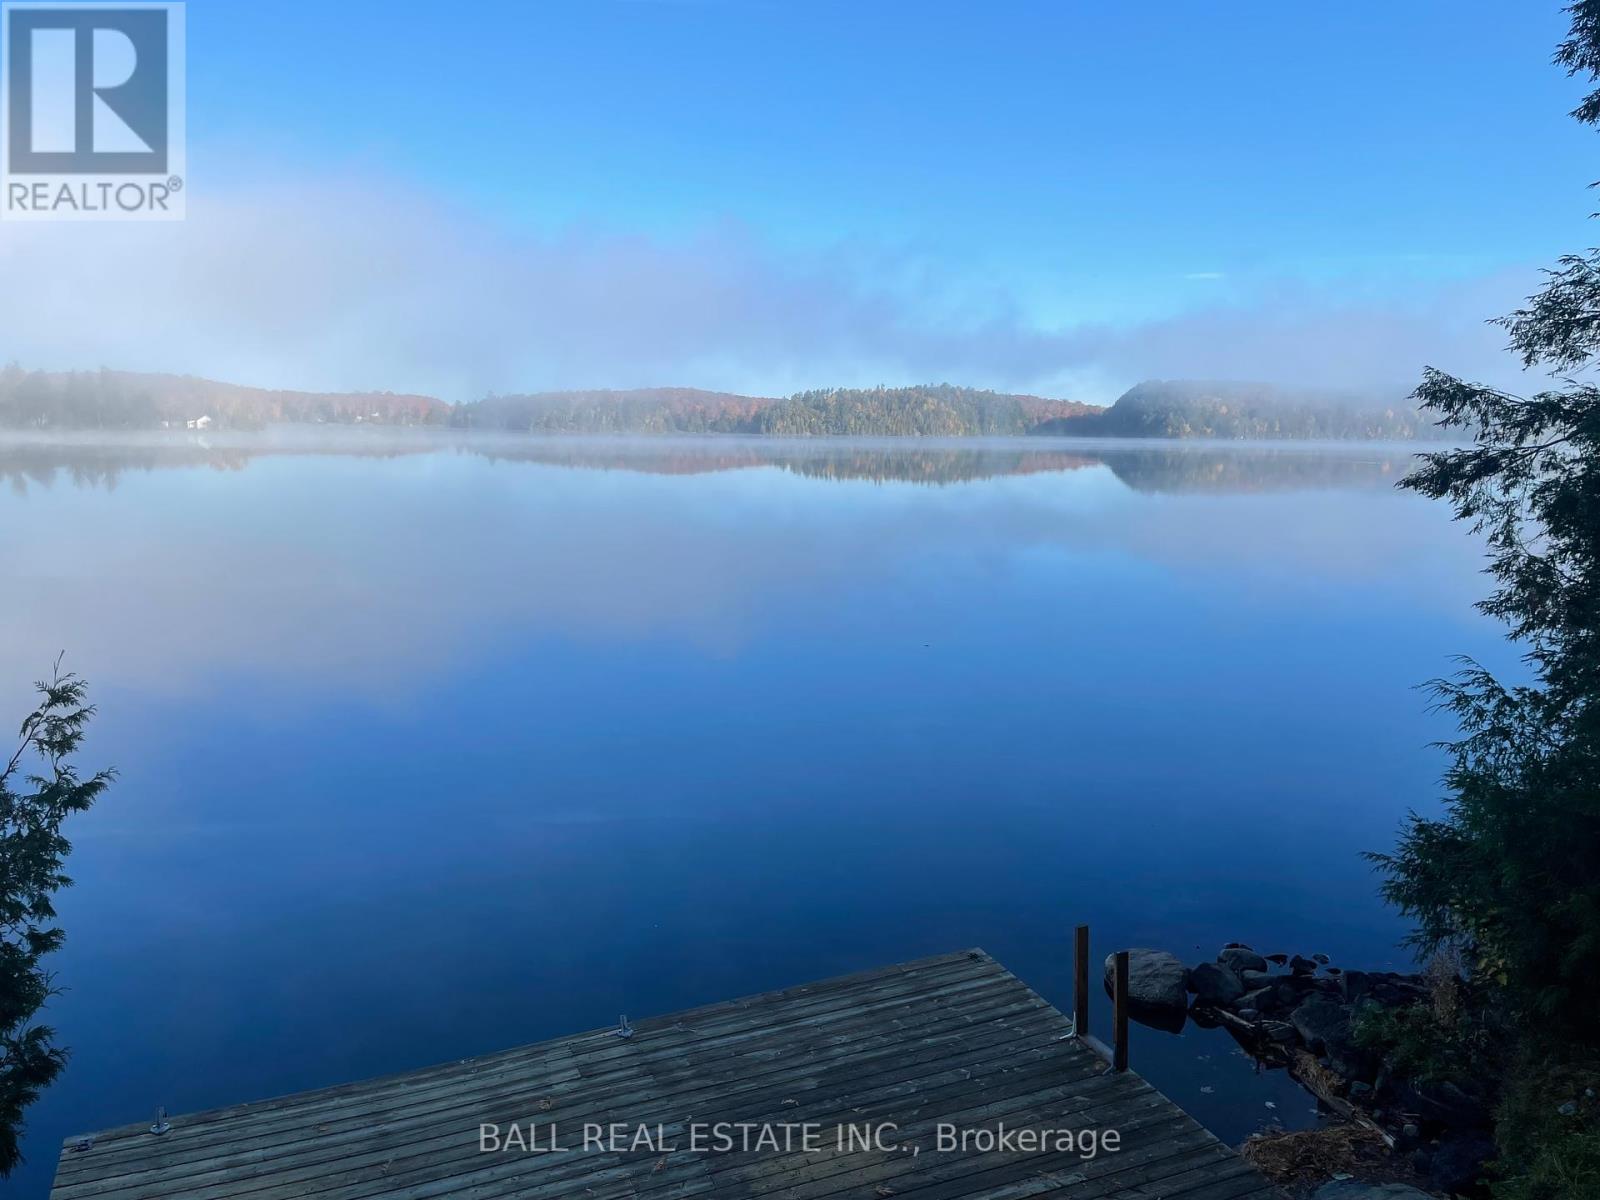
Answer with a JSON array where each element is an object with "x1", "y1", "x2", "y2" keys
[
  {"x1": 1, "y1": 443, "x2": 253, "y2": 494},
  {"x1": 779, "y1": 449, "x2": 1100, "y2": 485},
  {"x1": 475, "y1": 444, "x2": 1102, "y2": 486},
  {"x1": 0, "y1": 442, "x2": 419, "y2": 494},
  {"x1": 1091, "y1": 446, "x2": 1410, "y2": 494},
  {"x1": 0, "y1": 437, "x2": 1412, "y2": 495},
  {"x1": 473, "y1": 446, "x2": 771, "y2": 477}
]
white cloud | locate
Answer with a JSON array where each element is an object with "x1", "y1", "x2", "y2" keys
[{"x1": 0, "y1": 174, "x2": 1548, "y2": 403}]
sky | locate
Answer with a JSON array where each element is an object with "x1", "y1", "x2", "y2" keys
[{"x1": 1, "y1": 0, "x2": 1596, "y2": 402}]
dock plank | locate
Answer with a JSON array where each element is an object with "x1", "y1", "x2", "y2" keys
[{"x1": 50, "y1": 950, "x2": 1278, "y2": 1200}]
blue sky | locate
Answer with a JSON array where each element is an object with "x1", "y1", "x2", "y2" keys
[{"x1": 4, "y1": 0, "x2": 1596, "y2": 400}]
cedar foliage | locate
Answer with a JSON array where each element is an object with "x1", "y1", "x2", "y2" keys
[
  {"x1": 1368, "y1": 5, "x2": 1600, "y2": 1194},
  {"x1": 0, "y1": 665, "x2": 113, "y2": 1176}
]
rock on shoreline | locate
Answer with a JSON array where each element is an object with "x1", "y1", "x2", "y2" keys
[
  {"x1": 1106, "y1": 940, "x2": 1493, "y2": 1196},
  {"x1": 1102, "y1": 948, "x2": 1189, "y2": 1013}
]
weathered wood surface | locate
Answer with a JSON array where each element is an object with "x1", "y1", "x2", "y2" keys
[{"x1": 51, "y1": 949, "x2": 1279, "y2": 1200}]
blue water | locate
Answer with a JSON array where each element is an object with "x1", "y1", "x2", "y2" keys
[{"x1": 0, "y1": 435, "x2": 1512, "y2": 1196}]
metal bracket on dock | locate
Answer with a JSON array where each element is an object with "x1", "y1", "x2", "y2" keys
[
  {"x1": 150, "y1": 1107, "x2": 171, "y2": 1136},
  {"x1": 613, "y1": 1014, "x2": 635, "y2": 1040}
]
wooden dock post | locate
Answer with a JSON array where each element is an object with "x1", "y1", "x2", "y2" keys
[
  {"x1": 1112, "y1": 949, "x2": 1130, "y2": 1072},
  {"x1": 1073, "y1": 924, "x2": 1089, "y2": 1038}
]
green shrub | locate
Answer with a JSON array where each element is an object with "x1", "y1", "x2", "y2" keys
[
  {"x1": 1351, "y1": 999, "x2": 1499, "y2": 1088},
  {"x1": 1490, "y1": 1051, "x2": 1600, "y2": 1200}
]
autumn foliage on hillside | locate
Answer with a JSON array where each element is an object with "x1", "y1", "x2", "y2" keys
[
  {"x1": 0, "y1": 366, "x2": 1439, "y2": 441},
  {"x1": 0, "y1": 365, "x2": 448, "y2": 430},
  {"x1": 459, "y1": 388, "x2": 777, "y2": 434}
]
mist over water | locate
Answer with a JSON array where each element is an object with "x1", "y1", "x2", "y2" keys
[{"x1": 1, "y1": 435, "x2": 1510, "y2": 1196}]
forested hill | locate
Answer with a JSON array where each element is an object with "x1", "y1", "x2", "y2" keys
[
  {"x1": 748, "y1": 386, "x2": 1101, "y2": 436},
  {"x1": 0, "y1": 371, "x2": 1098, "y2": 435},
  {"x1": 0, "y1": 366, "x2": 446, "y2": 429},
  {"x1": 457, "y1": 385, "x2": 1100, "y2": 436},
  {"x1": 1043, "y1": 379, "x2": 1444, "y2": 440},
  {"x1": 0, "y1": 367, "x2": 1443, "y2": 439},
  {"x1": 459, "y1": 388, "x2": 777, "y2": 433}
]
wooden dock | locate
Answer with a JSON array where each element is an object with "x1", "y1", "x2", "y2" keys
[{"x1": 50, "y1": 949, "x2": 1278, "y2": 1200}]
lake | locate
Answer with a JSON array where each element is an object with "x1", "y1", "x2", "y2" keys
[{"x1": 0, "y1": 433, "x2": 1510, "y2": 1197}]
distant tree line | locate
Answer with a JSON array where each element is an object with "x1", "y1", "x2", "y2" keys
[
  {"x1": 454, "y1": 384, "x2": 1100, "y2": 436},
  {"x1": 0, "y1": 365, "x2": 447, "y2": 430},
  {"x1": 0, "y1": 367, "x2": 1445, "y2": 440},
  {"x1": 457, "y1": 388, "x2": 771, "y2": 434},
  {"x1": 744, "y1": 384, "x2": 1101, "y2": 436}
]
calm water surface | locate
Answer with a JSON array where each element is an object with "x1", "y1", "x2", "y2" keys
[{"x1": 1, "y1": 434, "x2": 1512, "y2": 1196}]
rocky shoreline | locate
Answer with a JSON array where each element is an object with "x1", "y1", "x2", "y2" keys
[{"x1": 1105, "y1": 945, "x2": 1494, "y2": 1197}]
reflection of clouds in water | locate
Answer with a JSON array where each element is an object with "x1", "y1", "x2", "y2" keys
[
  {"x1": 73, "y1": 808, "x2": 626, "y2": 842},
  {"x1": 0, "y1": 436, "x2": 1484, "y2": 703}
]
